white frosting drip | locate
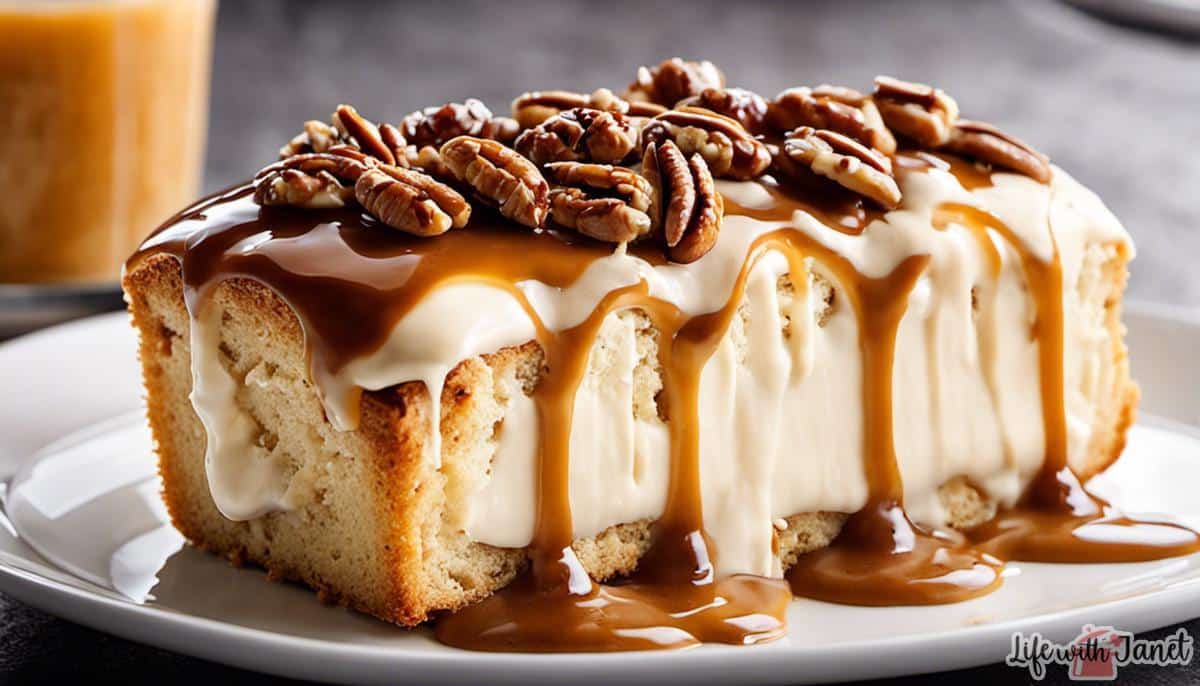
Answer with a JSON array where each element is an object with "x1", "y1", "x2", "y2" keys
[{"x1": 190, "y1": 165, "x2": 1134, "y2": 576}]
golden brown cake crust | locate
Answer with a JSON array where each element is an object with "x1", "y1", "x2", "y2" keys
[{"x1": 123, "y1": 238, "x2": 1138, "y2": 626}]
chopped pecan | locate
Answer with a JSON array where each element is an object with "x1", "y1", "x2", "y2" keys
[
  {"x1": 544, "y1": 162, "x2": 654, "y2": 243},
  {"x1": 767, "y1": 86, "x2": 897, "y2": 155},
  {"x1": 872, "y1": 76, "x2": 959, "y2": 148},
  {"x1": 253, "y1": 153, "x2": 371, "y2": 208},
  {"x1": 514, "y1": 108, "x2": 640, "y2": 166},
  {"x1": 623, "y1": 58, "x2": 725, "y2": 107},
  {"x1": 439, "y1": 135, "x2": 550, "y2": 228},
  {"x1": 676, "y1": 87, "x2": 769, "y2": 134},
  {"x1": 401, "y1": 99, "x2": 519, "y2": 149},
  {"x1": 279, "y1": 119, "x2": 342, "y2": 159},
  {"x1": 641, "y1": 141, "x2": 724, "y2": 263},
  {"x1": 942, "y1": 119, "x2": 1051, "y2": 183},
  {"x1": 354, "y1": 165, "x2": 472, "y2": 236},
  {"x1": 511, "y1": 88, "x2": 665, "y2": 129},
  {"x1": 642, "y1": 107, "x2": 771, "y2": 180},
  {"x1": 779, "y1": 127, "x2": 901, "y2": 209}
]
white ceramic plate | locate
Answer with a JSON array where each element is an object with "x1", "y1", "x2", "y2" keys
[{"x1": 2, "y1": 305, "x2": 1200, "y2": 685}]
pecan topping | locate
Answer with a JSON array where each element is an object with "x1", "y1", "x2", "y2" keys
[
  {"x1": 544, "y1": 162, "x2": 654, "y2": 243},
  {"x1": 279, "y1": 119, "x2": 342, "y2": 159},
  {"x1": 677, "y1": 87, "x2": 769, "y2": 135},
  {"x1": 401, "y1": 99, "x2": 519, "y2": 149},
  {"x1": 254, "y1": 152, "x2": 370, "y2": 208},
  {"x1": 332, "y1": 104, "x2": 398, "y2": 165},
  {"x1": 642, "y1": 141, "x2": 724, "y2": 263},
  {"x1": 511, "y1": 88, "x2": 665, "y2": 129},
  {"x1": 623, "y1": 58, "x2": 725, "y2": 107},
  {"x1": 280, "y1": 106, "x2": 404, "y2": 165},
  {"x1": 354, "y1": 165, "x2": 471, "y2": 237},
  {"x1": 767, "y1": 86, "x2": 897, "y2": 155},
  {"x1": 514, "y1": 108, "x2": 640, "y2": 167},
  {"x1": 440, "y1": 135, "x2": 550, "y2": 228},
  {"x1": 942, "y1": 120, "x2": 1051, "y2": 183},
  {"x1": 779, "y1": 127, "x2": 901, "y2": 209},
  {"x1": 872, "y1": 76, "x2": 960, "y2": 148},
  {"x1": 642, "y1": 107, "x2": 771, "y2": 180}
]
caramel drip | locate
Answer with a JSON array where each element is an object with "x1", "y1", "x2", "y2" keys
[
  {"x1": 895, "y1": 151, "x2": 996, "y2": 191},
  {"x1": 722, "y1": 176, "x2": 883, "y2": 235},
  {"x1": 438, "y1": 237, "x2": 807, "y2": 651},
  {"x1": 782, "y1": 242, "x2": 1002, "y2": 605},
  {"x1": 933, "y1": 203, "x2": 1200, "y2": 562}
]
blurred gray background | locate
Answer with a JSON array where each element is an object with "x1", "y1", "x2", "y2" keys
[{"x1": 207, "y1": 0, "x2": 1200, "y2": 308}]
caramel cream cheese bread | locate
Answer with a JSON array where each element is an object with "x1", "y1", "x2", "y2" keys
[{"x1": 124, "y1": 60, "x2": 1194, "y2": 652}]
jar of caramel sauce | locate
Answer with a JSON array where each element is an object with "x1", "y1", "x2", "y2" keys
[{"x1": 0, "y1": 0, "x2": 216, "y2": 285}]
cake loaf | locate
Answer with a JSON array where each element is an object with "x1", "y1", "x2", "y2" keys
[{"x1": 124, "y1": 61, "x2": 1165, "y2": 648}]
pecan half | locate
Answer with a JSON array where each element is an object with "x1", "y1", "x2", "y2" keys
[
  {"x1": 623, "y1": 58, "x2": 725, "y2": 107},
  {"x1": 332, "y1": 104, "x2": 398, "y2": 165},
  {"x1": 439, "y1": 135, "x2": 550, "y2": 228},
  {"x1": 767, "y1": 86, "x2": 897, "y2": 155},
  {"x1": 514, "y1": 108, "x2": 640, "y2": 166},
  {"x1": 253, "y1": 152, "x2": 371, "y2": 208},
  {"x1": 401, "y1": 99, "x2": 519, "y2": 149},
  {"x1": 779, "y1": 127, "x2": 901, "y2": 209},
  {"x1": 641, "y1": 141, "x2": 724, "y2": 263},
  {"x1": 872, "y1": 76, "x2": 959, "y2": 148},
  {"x1": 354, "y1": 165, "x2": 471, "y2": 236},
  {"x1": 544, "y1": 162, "x2": 654, "y2": 243},
  {"x1": 676, "y1": 87, "x2": 769, "y2": 135},
  {"x1": 942, "y1": 119, "x2": 1051, "y2": 183},
  {"x1": 642, "y1": 107, "x2": 771, "y2": 180},
  {"x1": 511, "y1": 88, "x2": 665, "y2": 129}
]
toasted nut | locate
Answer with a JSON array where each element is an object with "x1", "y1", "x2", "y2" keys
[
  {"x1": 872, "y1": 76, "x2": 959, "y2": 148},
  {"x1": 331, "y1": 104, "x2": 398, "y2": 165},
  {"x1": 677, "y1": 87, "x2": 769, "y2": 135},
  {"x1": 642, "y1": 141, "x2": 723, "y2": 263},
  {"x1": 780, "y1": 127, "x2": 901, "y2": 209},
  {"x1": 623, "y1": 58, "x2": 725, "y2": 107},
  {"x1": 544, "y1": 162, "x2": 654, "y2": 243},
  {"x1": 511, "y1": 88, "x2": 665, "y2": 129},
  {"x1": 440, "y1": 136, "x2": 550, "y2": 228},
  {"x1": 589, "y1": 88, "x2": 667, "y2": 119},
  {"x1": 405, "y1": 144, "x2": 452, "y2": 179},
  {"x1": 354, "y1": 165, "x2": 471, "y2": 236},
  {"x1": 942, "y1": 119, "x2": 1051, "y2": 183},
  {"x1": 379, "y1": 123, "x2": 409, "y2": 166},
  {"x1": 642, "y1": 107, "x2": 771, "y2": 180},
  {"x1": 515, "y1": 108, "x2": 640, "y2": 166},
  {"x1": 279, "y1": 119, "x2": 343, "y2": 159},
  {"x1": 767, "y1": 86, "x2": 897, "y2": 155},
  {"x1": 253, "y1": 153, "x2": 372, "y2": 208},
  {"x1": 401, "y1": 99, "x2": 519, "y2": 149},
  {"x1": 255, "y1": 169, "x2": 353, "y2": 208}
]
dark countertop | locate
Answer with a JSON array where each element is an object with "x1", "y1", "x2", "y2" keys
[{"x1": 3, "y1": 0, "x2": 1200, "y2": 683}]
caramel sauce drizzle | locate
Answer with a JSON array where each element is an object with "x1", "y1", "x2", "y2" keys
[
  {"x1": 934, "y1": 203, "x2": 1200, "y2": 564},
  {"x1": 128, "y1": 155, "x2": 1200, "y2": 651}
]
